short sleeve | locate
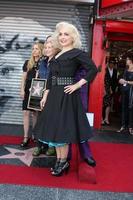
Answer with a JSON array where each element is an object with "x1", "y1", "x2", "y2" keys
[
  {"x1": 76, "y1": 51, "x2": 98, "y2": 83},
  {"x1": 22, "y1": 60, "x2": 29, "y2": 72}
]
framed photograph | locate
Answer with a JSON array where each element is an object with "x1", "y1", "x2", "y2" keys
[{"x1": 27, "y1": 78, "x2": 47, "y2": 111}]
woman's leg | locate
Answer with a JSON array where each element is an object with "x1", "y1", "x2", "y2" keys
[
  {"x1": 121, "y1": 93, "x2": 129, "y2": 128},
  {"x1": 51, "y1": 144, "x2": 69, "y2": 176},
  {"x1": 50, "y1": 146, "x2": 61, "y2": 172},
  {"x1": 55, "y1": 146, "x2": 61, "y2": 160},
  {"x1": 60, "y1": 144, "x2": 69, "y2": 160},
  {"x1": 20, "y1": 110, "x2": 30, "y2": 147},
  {"x1": 31, "y1": 111, "x2": 38, "y2": 129},
  {"x1": 104, "y1": 106, "x2": 110, "y2": 124},
  {"x1": 31, "y1": 111, "x2": 38, "y2": 140},
  {"x1": 54, "y1": 144, "x2": 69, "y2": 163},
  {"x1": 23, "y1": 110, "x2": 30, "y2": 140}
]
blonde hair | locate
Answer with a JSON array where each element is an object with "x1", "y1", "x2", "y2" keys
[
  {"x1": 53, "y1": 21, "x2": 82, "y2": 49},
  {"x1": 27, "y1": 42, "x2": 44, "y2": 70},
  {"x1": 44, "y1": 38, "x2": 60, "y2": 55}
]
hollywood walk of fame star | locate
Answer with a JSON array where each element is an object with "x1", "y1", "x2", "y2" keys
[
  {"x1": 32, "y1": 82, "x2": 43, "y2": 96},
  {"x1": 0, "y1": 146, "x2": 46, "y2": 167}
]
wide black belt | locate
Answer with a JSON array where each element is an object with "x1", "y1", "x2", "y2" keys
[{"x1": 52, "y1": 76, "x2": 75, "y2": 86}]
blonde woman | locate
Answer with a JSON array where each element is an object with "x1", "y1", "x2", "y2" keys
[
  {"x1": 34, "y1": 22, "x2": 97, "y2": 176},
  {"x1": 33, "y1": 37, "x2": 60, "y2": 156},
  {"x1": 20, "y1": 42, "x2": 44, "y2": 147}
]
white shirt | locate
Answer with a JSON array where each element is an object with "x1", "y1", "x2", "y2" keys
[{"x1": 108, "y1": 67, "x2": 113, "y2": 78}]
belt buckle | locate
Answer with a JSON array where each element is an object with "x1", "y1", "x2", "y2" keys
[
  {"x1": 52, "y1": 76, "x2": 57, "y2": 85},
  {"x1": 52, "y1": 76, "x2": 56, "y2": 80}
]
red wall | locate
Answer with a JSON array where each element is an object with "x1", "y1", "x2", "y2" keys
[
  {"x1": 89, "y1": 21, "x2": 106, "y2": 129},
  {"x1": 105, "y1": 20, "x2": 133, "y2": 34},
  {"x1": 101, "y1": 0, "x2": 131, "y2": 8}
]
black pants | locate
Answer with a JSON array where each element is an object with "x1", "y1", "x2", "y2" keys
[
  {"x1": 129, "y1": 107, "x2": 133, "y2": 128},
  {"x1": 121, "y1": 92, "x2": 129, "y2": 128}
]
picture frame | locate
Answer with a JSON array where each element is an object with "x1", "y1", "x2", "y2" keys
[{"x1": 27, "y1": 78, "x2": 47, "y2": 111}]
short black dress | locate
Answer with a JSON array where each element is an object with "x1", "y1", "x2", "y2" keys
[
  {"x1": 34, "y1": 48, "x2": 97, "y2": 143},
  {"x1": 22, "y1": 60, "x2": 37, "y2": 110},
  {"x1": 103, "y1": 72, "x2": 112, "y2": 108}
]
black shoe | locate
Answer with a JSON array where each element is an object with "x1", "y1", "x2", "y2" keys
[
  {"x1": 31, "y1": 134, "x2": 36, "y2": 142},
  {"x1": 103, "y1": 120, "x2": 110, "y2": 125},
  {"x1": 101, "y1": 121, "x2": 105, "y2": 126},
  {"x1": 101, "y1": 120, "x2": 110, "y2": 126},
  {"x1": 84, "y1": 157, "x2": 96, "y2": 167},
  {"x1": 116, "y1": 127, "x2": 126, "y2": 133},
  {"x1": 51, "y1": 161, "x2": 70, "y2": 176},
  {"x1": 50, "y1": 159, "x2": 60, "y2": 172},
  {"x1": 20, "y1": 138, "x2": 30, "y2": 147}
]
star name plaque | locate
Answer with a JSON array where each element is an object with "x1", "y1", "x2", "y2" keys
[{"x1": 27, "y1": 78, "x2": 47, "y2": 111}]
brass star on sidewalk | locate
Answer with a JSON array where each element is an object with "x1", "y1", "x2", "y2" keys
[{"x1": 0, "y1": 146, "x2": 46, "y2": 167}]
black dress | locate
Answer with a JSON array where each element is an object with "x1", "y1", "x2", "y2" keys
[
  {"x1": 34, "y1": 48, "x2": 97, "y2": 144},
  {"x1": 103, "y1": 68, "x2": 118, "y2": 108},
  {"x1": 22, "y1": 60, "x2": 37, "y2": 110},
  {"x1": 103, "y1": 72, "x2": 112, "y2": 108},
  {"x1": 121, "y1": 70, "x2": 133, "y2": 128}
]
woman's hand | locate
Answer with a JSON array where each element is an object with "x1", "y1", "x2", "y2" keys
[
  {"x1": 40, "y1": 97, "x2": 47, "y2": 110},
  {"x1": 20, "y1": 90, "x2": 25, "y2": 99},
  {"x1": 40, "y1": 89, "x2": 49, "y2": 110},
  {"x1": 119, "y1": 78, "x2": 127, "y2": 85},
  {"x1": 64, "y1": 83, "x2": 81, "y2": 94}
]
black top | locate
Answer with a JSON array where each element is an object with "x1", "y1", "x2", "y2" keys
[
  {"x1": 105, "y1": 67, "x2": 118, "y2": 93},
  {"x1": 46, "y1": 48, "x2": 98, "y2": 89},
  {"x1": 123, "y1": 70, "x2": 133, "y2": 82}
]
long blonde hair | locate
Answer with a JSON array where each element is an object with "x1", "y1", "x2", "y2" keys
[
  {"x1": 27, "y1": 42, "x2": 44, "y2": 70},
  {"x1": 53, "y1": 21, "x2": 82, "y2": 50}
]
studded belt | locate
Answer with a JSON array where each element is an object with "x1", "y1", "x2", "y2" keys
[{"x1": 52, "y1": 76, "x2": 75, "y2": 86}]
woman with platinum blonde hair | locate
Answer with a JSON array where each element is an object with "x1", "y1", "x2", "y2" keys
[
  {"x1": 53, "y1": 21, "x2": 82, "y2": 50},
  {"x1": 34, "y1": 22, "x2": 98, "y2": 176}
]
